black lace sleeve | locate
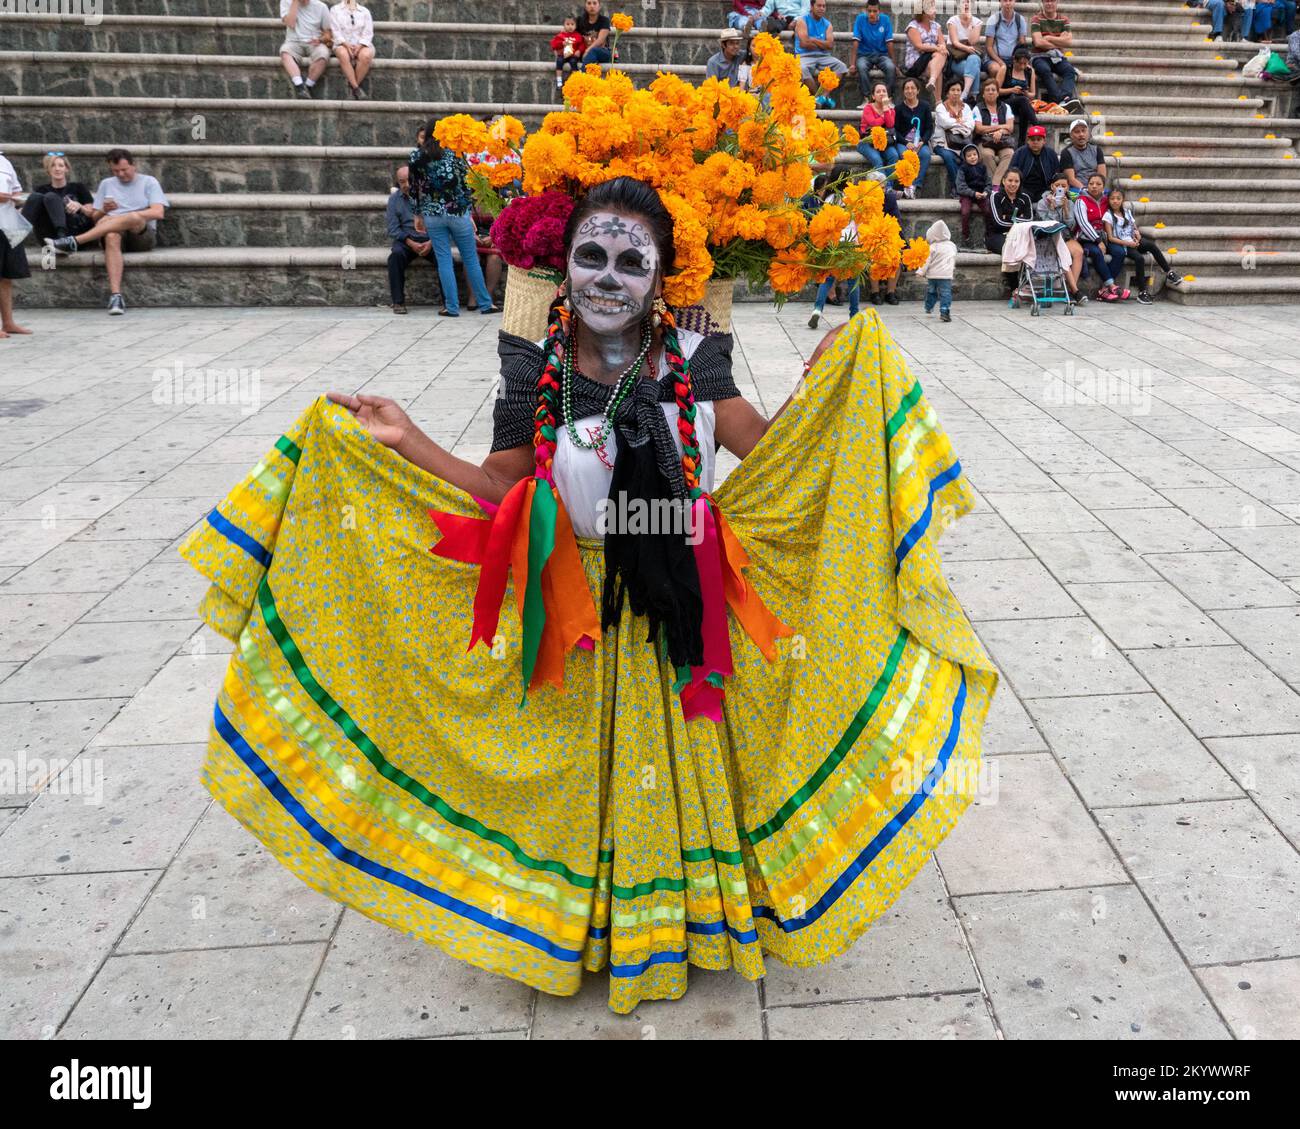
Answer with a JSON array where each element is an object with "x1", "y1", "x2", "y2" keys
[{"x1": 490, "y1": 332, "x2": 544, "y2": 453}]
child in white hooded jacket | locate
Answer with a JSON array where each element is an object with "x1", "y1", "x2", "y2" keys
[{"x1": 914, "y1": 219, "x2": 957, "y2": 321}]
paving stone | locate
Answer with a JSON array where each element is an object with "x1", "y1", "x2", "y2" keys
[
  {"x1": 0, "y1": 538, "x2": 172, "y2": 594},
  {"x1": 767, "y1": 992, "x2": 996, "y2": 1040},
  {"x1": 980, "y1": 681, "x2": 1047, "y2": 755},
  {"x1": 0, "y1": 870, "x2": 160, "y2": 1038},
  {"x1": 531, "y1": 966, "x2": 763, "y2": 1041},
  {"x1": 1053, "y1": 471, "x2": 1170, "y2": 511},
  {"x1": 0, "y1": 744, "x2": 208, "y2": 877},
  {"x1": 0, "y1": 698, "x2": 128, "y2": 808},
  {"x1": 936, "y1": 753, "x2": 1126, "y2": 895},
  {"x1": 944, "y1": 558, "x2": 1082, "y2": 622},
  {"x1": 1197, "y1": 959, "x2": 1300, "y2": 1040},
  {"x1": 1217, "y1": 526, "x2": 1300, "y2": 579},
  {"x1": 73, "y1": 496, "x2": 211, "y2": 542},
  {"x1": 984, "y1": 492, "x2": 1105, "y2": 535},
  {"x1": 1207, "y1": 608, "x2": 1300, "y2": 688},
  {"x1": 1128, "y1": 646, "x2": 1300, "y2": 738},
  {"x1": 1159, "y1": 486, "x2": 1294, "y2": 531},
  {"x1": 119, "y1": 805, "x2": 342, "y2": 954},
  {"x1": 936, "y1": 511, "x2": 1032, "y2": 562},
  {"x1": 0, "y1": 620, "x2": 196, "y2": 702},
  {"x1": 60, "y1": 944, "x2": 325, "y2": 1039},
  {"x1": 0, "y1": 591, "x2": 102, "y2": 662},
  {"x1": 3, "y1": 482, "x2": 143, "y2": 522},
  {"x1": 1021, "y1": 531, "x2": 1157, "y2": 584},
  {"x1": 1203, "y1": 735, "x2": 1300, "y2": 849},
  {"x1": 956, "y1": 886, "x2": 1228, "y2": 1039},
  {"x1": 762, "y1": 862, "x2": 977, "y2": 1005},
  {"x1": 91, "y1": 654, "x2": 228, "y2": 749},
  {"x1": 0, "y1": 519, "x2": 94, "y2": 568},
  {"x1": 1025, "y1": 693, "x2": 1242, "y2": 808},
  {"x1": 1144, "y1": 550, "x2": 1300, "y2": 611},
  {"x1": 1098, "y1": 508, "x2": 1227, "y2": 554},
  {"x1": 977, "y1": 618, "x2": 1149, "y2": 699},
  {"x1": 1096, "y1": 799, "x2": 1300, "y2": 966},
  {"x1": 1066, "y1": 581, "x2": 1233, "y2": 650},
  {"x1": 296, "y1": 910, "x2": 536, "y2": 1040}
]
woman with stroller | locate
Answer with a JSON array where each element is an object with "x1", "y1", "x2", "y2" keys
[{"x1": 990, "y1": 166, "x2": 1033, "y2": 296}]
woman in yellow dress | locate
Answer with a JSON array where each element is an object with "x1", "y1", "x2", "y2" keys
[{"x1": 181, "y1": 176, "x2": 996, "y2": 1014}]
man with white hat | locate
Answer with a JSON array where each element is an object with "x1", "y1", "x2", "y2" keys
[
  {"x1": 706, "y1": 27, "x2": 749, "y2": 86},
  {"x1": 1059, "y1": 117, "x2": 1107, "y2": 190}
]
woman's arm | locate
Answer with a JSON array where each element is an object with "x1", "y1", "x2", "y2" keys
[{"x1": 326, "y1": 392, "x2": 533, "y2": 504}]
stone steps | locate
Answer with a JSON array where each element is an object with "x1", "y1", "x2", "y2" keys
[
  {"x1": 1135, "y1": 226, "x2": 1300, "y2": 251},
  {"x1": 1097, "y1": 134, "x2": 1297, "y2": 158},
  {"x1": 1163, "y1": 274, "x2": 1300, "y2": 305},
  {"x1": 1109, "y1": 155, "x2": 1300, "y2": 179},
  {"x1": 1116, "y1": 178, "x2": 1300, "y2": 203}
]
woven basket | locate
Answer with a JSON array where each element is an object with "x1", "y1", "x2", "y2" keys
[
  {"x1": 500, "y1": 269, "x2": 735, "y2": 341},
  {"x1": 501, "y1": 267, "x2": 564, "y2": 341}
]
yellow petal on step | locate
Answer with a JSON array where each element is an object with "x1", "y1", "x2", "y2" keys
[
  {"x1": 1255, "y1": 113, "x2": 1266, "y2": 119},
  {"x1": 1215, "y1": 56, "x2": 1224, "y2": 60},
  {"x1": 1155, "y1": 222, "x2": 1166, "y2": 228},
  {"x1": 1131, "y1": 174, "x2": 1142, "y2": 180},
  {"x1": 1286, "y1": 153, "x2": 1296, "y2": 159},
  {"x1": 1081, "y1": 92, "x2": 1092, "y2": 98},
  {"x1": 1139, "y1": 197, "x2": 1149, "y2": 203},
  {"x1": 1105, "y1": 131, "x2": 1115, "y2": 137},
  {"x1": 1064, "y1": 51, "x2": 1073, "y2": 57},
  {"x1": 1266, "y1": 133, "x2": 1277, "y2": 139},
  {"x1": 1184, "y1": 274, "x2": 1196, "y2": 282},
  {"x1": 1111, "y1": 150, "x2": 1123, "y2": 157},
  {"x1": 1167, "y1": 248, "x2": 1178, "y2": 255}
]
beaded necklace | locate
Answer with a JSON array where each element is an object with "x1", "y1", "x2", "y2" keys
[{"x1": 561, "y1": 318, "x2": 653, "y2": 451}]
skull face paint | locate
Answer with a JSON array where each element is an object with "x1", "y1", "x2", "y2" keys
[{"x1": 566, "y1": 211, "x2": 660, "y2": 339}]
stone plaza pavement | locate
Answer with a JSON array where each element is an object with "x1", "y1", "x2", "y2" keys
[{"x1": 2, "y1": 300, "x2": 1299, "y2": 1041}]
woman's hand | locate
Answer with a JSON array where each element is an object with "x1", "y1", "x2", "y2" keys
[{"x1": 326, "y1": 391, "x2": 414, "y2": 452}]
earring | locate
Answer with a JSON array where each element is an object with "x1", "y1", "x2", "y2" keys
[
  {"x1": 558, "y1": 281, "x2": 572, "y2": 311},
  {"x1": 652, "y1": 295, "x2": 667, "y2": 327}
]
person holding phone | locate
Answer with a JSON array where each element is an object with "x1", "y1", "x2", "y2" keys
[{"x1": 0, "y1": 147, "x2": 33, "y2": 339}]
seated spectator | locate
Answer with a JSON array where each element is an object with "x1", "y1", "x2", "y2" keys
[
  {"x1": 20, "y1": 153, "x2": 94, "y2": 244},
  {"x1": 1251, "y1": 0, "x2": 1276, "y2": 41},
  {"x1": 974, "y1": 77, "x2": 1015, "y2": 184},
  {"x1": 851, "y1": 0, "x2": 896, "y2": 102},
  {"x1": 954, "y1": 143, "x2": 996, "y2": 251},
  {"x1": 946, "y1": 0, "x2": 985, "y2": 103},
  {"x1": 1196, "y1": 0, "x2": 1231, "y2": 40},
  {"x1": 1074, "y1": 172, "x2": 1129, "y2": 301},
  {"x1": 1009, "y1": 123, "x2": 1061, "y2": 204},
  {"x1": 330, "y1": 0, "x2": 374, "y2": 100},
  {"x1": 728, "y1": 0, "x2": 765, "y2": 34},
  {"x1": 795, "y1": 1, "x2": 850, "y2": 97},
  {"x1": 989, "y1": 166, "x2": 1033, "y2": 292},
  {"x1": 858, "y1": 81, "x2": 901, "y2": 173},
  {"x1": 386, "y1": 165, "x2": 435, "y2": 315},
  {"x1": 576, "y1": 0, "x2": 613, "y2": 65},
  {"x1": 551, "y1": 15, "x2": 586, "y2": 90},
  {"x1": 1030, "y1": 0, "x2": 1078, "y2": 105},
  {"x1": 754, "y1": 0, "x2": 807, "y2": 36},
  {"x1": 46, "y1": 149, "x2": 169, "y2": 317},
  {"x1": 0, "y1": 147, "x2": 32, "y2": 339},
  {"x1": 999, "y1": 44, "x2": 1039, "y2": 146},
  {"x1": 934, "y1": 78, "x2": 978, "y2": 193},
  {"x1": 1103, "y1": 186, "x2": 1184, "y2": 303},
  {"x1": 903, "y1": 0, "x2": 948, "y2": 106},
  {"x1": 985, "y1": 0, "x2": 1029, "y2": 88},
  {"x1": 892, "y1": 76, "x2": 935, "y2": 199},
  {"x1": 280, "y1": 0, "x2": 332, "y2": 99},
  {"x1": 1060, "y1": 118, "x2": 1106, "y2": 189},
  {"x1": 1034, "y1": 171, "x2": 1085, "y2": 300},
  {"x1": 707, "y1": 28, "x2": 748, "y2": 84}
]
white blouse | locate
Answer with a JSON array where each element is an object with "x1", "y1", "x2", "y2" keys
[
  {"x1": 540, "y1": 327, "x2": 719, "y2": 540},
  {"x1": 329, "y1": 2, "x2": 374, "y2": 47}
]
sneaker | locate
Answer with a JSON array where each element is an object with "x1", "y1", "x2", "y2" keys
[
  {"x1": 1073, "y1": 292, "x2": 1089, "y2": 306},
  {"x1": 107, "y1": 293, "x2": 125, "y2": 316},
  {"x1": 296, "y1": 84, "x2": 312, "y2": 99},
  {"x1": 479, "y1": 305, "x2": 500, "y2": 316},
  {"x1": 357, "y1": 83, "x2": 369, "y2": 100},
  {"x1": 45, "y1": 235, "x2": 78, "y2": 255},
  {"x1": 924, "y1": 306, "x2": 934, "y2": 315},
  {"x1": 884, "y1": 292, "x2": 899, "y2": 305},
  {"x1": 1136, "y1": 290, "x2": 1153, "y2": 305},
  {"x1": 808, "y1": 311, "x2": 821, "y2": 329},
  {"x1": 939, "y1": 309, "x2": 952, "y2": 322},
  {"x1": 392, "y1": 304, "x2": 408, "y2": 315},
  {"x1": 1166, "y1": 270, "x2": 1185, "y2": 286}
]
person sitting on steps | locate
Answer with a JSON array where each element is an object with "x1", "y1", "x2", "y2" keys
[
  {"x1": 45, "y1": 148, "x2": 170, "y2": 317},
  {"x1": 330, "y1": 0, "x2": 375, "y2": 100},
  {"x1": 279, "y1": 0, "x2": 332, "y2": 99}
]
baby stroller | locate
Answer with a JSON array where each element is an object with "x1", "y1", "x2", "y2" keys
[{"x1": 1009, "y1": 220, "x2": 1076, "y2": 316}]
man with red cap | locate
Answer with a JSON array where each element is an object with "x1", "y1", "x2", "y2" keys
[{"x1": 1008, "y1": 123, "x2": 1062, "y2": 204}]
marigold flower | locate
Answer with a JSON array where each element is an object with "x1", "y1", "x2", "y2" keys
[
  {"x1": 808, "y1": 204, "x2": 851, "y2": 249},
  {"x1": 870, "y1": 125, "x2": 888, "y2": 151},
  {"x1": 842, "y1": 124, "x2": 860, "y2": 148},
  {"x1": 817, "y1": 67, "x2": 840, "y2": 92},
  {"x1": 893, "y1": 148, "x2": 921, "y2": 188},
  {"x1": 611, "y1": 12, "x2": 634, "y2": 32},
  {"x1": 768, "y1": 253, "x2": 813, "y2": 295},
  {"x1": 901, "y1": 239, "x2": 931, "y2": 272},
  {"x1": 433, "y1": 114, "x2": 490, "y2": 156}
]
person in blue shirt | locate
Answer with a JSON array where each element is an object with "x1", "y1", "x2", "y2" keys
[
  {"x1": 850, "y1": 0, "x2": 896, "y2": 100},
  {"x1": 755, "y1": 0, "x2": 808, "y2": 35},
  {"x1": 795, "y1": 0, "x2": 849, "y2": 96},
  {"x1": 385, "y1": 165, "x2": 437, "y2": 315}
]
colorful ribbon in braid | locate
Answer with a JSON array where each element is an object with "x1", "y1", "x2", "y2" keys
[
  {"x1": 660, "y1": 307, "x2": 708, "y2": 505},
  {"x1": 532, "y1": 298, "x2": 569, "y2": 486}
]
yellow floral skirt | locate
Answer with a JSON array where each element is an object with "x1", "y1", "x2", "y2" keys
[{"x1": 180, "y1": 312, "x2": 997, "y2": 1013}]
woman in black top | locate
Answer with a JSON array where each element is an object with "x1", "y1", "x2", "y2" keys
[
  {"x1": 891, "y1": 77, "x2": 935, "y2": 200},
  {"x1": 998, "y1": 45, "x2": 1038, "y2": 148},
  {"x1": 988, "y1": 166, "x2": 1033, "y2": 293},
  {"x1": 576, "y1": 0, "x2": 612, "y2": 65},
  {"x1": 21, "y1": 153, "x2": 94, "y2": 241}
]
